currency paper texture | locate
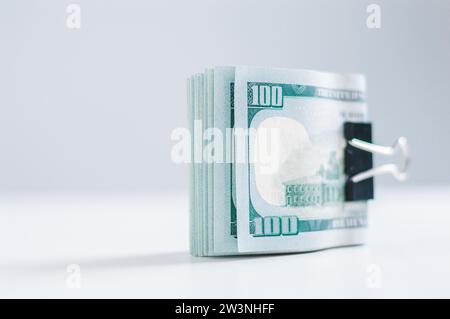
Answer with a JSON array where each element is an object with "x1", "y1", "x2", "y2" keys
[{"x1": 188, "y1": 66, "x2": 369, "y2": 256}]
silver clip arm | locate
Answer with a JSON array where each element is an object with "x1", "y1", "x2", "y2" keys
[{"x1": 348, "y1": 137, "x2": 410, "y2": 183}]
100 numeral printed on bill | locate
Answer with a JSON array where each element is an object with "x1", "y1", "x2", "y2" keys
[{"x1": 188, "y1": 66, "x2": 370, "y2": 256}]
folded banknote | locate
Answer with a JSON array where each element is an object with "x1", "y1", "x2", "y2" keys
[{"x1": 188, "y1": 66, "x2": 370, "y2": 256}]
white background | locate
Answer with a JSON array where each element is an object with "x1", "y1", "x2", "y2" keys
[
  {"x1": 1, "y1": 0, "x2": 450, "y2": 192},
  {"x1": 2, "y1": 187, "x2": 450, "y2": 298},
  {"x1": 1, "y1": 1, "x2": 450, "y2": 298}
]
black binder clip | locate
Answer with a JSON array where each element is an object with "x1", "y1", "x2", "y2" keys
[{"x1": 344, "y1": 122, "x2": 410, "y2": 202}]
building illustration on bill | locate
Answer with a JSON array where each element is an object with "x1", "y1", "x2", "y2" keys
[{"x1": 284, "y1": 151, "x2": 344, "y2": 207}]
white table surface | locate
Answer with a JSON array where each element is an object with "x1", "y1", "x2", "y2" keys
[{"x1": 1, "y1": 186, "x2": 450, "y2": 298}]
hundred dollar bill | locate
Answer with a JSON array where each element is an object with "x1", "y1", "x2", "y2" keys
[
  {"x1": 234, "y1": 66, "x2": 369, "y2": 253},
  {"x1": 188, "y1": 67, "x2": 238, "y2": 256},
  {"x1": 212, "y1": 67, "x2": 238, "y2": 254},
  {"x1": 188, "y1": 66, "x2": 371, "y2": 256}
]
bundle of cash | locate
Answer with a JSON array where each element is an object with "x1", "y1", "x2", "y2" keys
[{"x1": 188, "y1": 66, "x2": 369, "y2": 256}]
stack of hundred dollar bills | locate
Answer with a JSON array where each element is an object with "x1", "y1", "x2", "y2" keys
[{"x1": 187, "y1": 66, "x2": 369, "y2": 256}]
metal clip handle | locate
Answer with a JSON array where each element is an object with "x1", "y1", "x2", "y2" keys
[{"x1": 348, "y1": 137, "x2": 410, "y2": 183}]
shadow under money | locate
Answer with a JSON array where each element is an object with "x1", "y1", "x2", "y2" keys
[
  {"x1": 3, "y1": 251, "x2": 280, "y2": 275},
  {"x1": 4, "y1": 245, "x2": 365, "y2": 276}
]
